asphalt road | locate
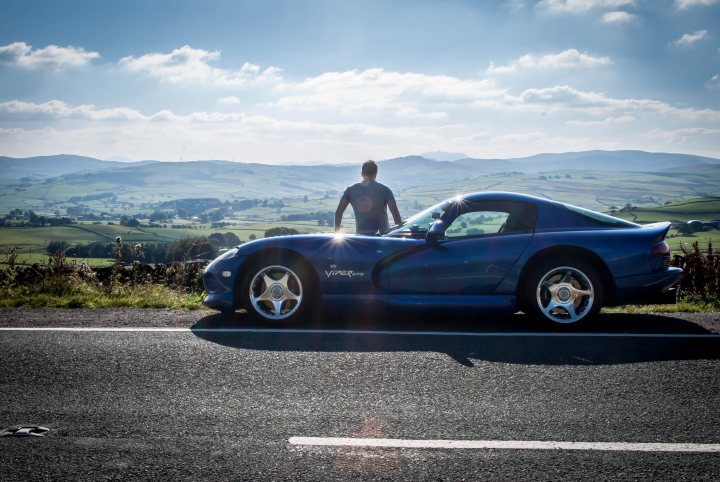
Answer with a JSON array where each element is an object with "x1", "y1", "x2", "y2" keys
[{"x1": 1, "y1": 308, "x2": 720, "y2": 481}]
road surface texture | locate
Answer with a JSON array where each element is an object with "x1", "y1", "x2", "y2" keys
[{"x1": 1, "y1": 308, "x2": 719, "y2": 481}]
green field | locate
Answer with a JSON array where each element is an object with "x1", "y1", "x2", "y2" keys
[
  {"x1": 609, "y1": 197, "x2": 720, "y2": 252},
  {"x1": 2, "y1": 253, "x2": 115, "y2": 267},
  {"x1": 614, "y1": 197, "x2": 720, "y2": 223},
  {"x1": 666, "y1": 231, "x2": 719, "y2": 252},
  {"x1": 0, "y1": 219, "x2": 340, "y2": 260}
]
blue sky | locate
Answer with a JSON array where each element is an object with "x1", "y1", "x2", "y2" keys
[{"x1": 0, "y1": 0, "x2": 718, "y2": 163}]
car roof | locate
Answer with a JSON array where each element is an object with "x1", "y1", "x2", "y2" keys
[
  {"x1": 459, "y1": 191, "x2": 640, "y2": 230},
  {"x1": 461, "y1": 191, "x2": 557, "y2": 206}
]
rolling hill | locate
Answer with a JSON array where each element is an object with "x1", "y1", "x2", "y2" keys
[
  {"x1": 453, "y1": 150, "x2": 720, "y2": 172},
  {"x1": 0, "y1": 155, "x2": 157, "y2": 180},
  {"x1": 1, "y1": 150, "x2": 718, "y2": 214}
]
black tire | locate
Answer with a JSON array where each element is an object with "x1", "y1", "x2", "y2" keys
[
  {"x1": 240, "y1": 254, "x2": 316, "y2": 323},
  {"x1": 523, "y1": 257, "x2": 603, "y2": 328}
]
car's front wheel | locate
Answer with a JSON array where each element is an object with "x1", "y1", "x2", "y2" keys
[
  {"x1": 524, "y1": 258, "x2": 603, "y2": 327},
  {"x1": 241, "y1": 257, "x2": 314, "y2": 323}
]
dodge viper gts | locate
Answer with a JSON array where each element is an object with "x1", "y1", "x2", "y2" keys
[{"x1": 203, "y1": 192, "x2": 682, "y2": 326}]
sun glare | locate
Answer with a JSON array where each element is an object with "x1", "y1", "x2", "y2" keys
[{"x1": 453, "y1": 193, "x2": 467, "y2": 208}]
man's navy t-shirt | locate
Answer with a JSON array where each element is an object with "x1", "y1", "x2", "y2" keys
[{"x1": 342, "y1": 180, "x2": 396, "y2": 235}]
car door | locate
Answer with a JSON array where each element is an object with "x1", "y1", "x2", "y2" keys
[{"x1": 384, "y1": 201, "x2": 535, "y2": 294}]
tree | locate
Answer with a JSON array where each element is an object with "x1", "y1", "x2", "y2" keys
[
  {"x1": 150, "y1": 211, "x2": 168, "y2": 223},
  {"x1": 223, "y1": 232, "x2": 241, "y2": 246},
  {"x1": 207, "y1": 233, "x2": 225, "y2": 249},
  {"x1": 47, "y1": 240, "x2": 70, "y2": 255},
  {"x1": 264, "y1": 227, "x2": 299, "y2": 238},
  {"x1": 120, "y1": 215, "x2": 140, "y2": 227},
  {"x1": 28, "y1": 211, "x2": 47, "y2": 226}
]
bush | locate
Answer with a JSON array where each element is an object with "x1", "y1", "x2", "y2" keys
[
  {"x1": 264, "y1": 226, "x2": 300, "y2": 238},
  {"x1": 0, "y1": 242, "x2": 207, "y2": 309},
  {"x1": 673, "y1": 241, "x2": 719, "y2": 303}
]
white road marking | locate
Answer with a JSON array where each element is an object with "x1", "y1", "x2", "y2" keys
[
  {"x1": 0, "y1": 327, "x2": 717, "y2": 337},
  {"x1": 288, "y1": 437, "x2": 720, "y2": 453}
]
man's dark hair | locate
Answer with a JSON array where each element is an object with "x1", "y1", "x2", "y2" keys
[{"x1": 361, "y1": 159, "x2": 378, "y2": 177}]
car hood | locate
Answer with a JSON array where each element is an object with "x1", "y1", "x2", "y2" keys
[{"x1": 236, "y1": 233, "x2": 420, "y2": 256}]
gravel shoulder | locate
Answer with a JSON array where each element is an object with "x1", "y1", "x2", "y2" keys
[
  {"x1": 0, "y1": 307, "x2": 208, "y2": 328},
  {"x1": 1, "y1": 307, "x2": 719, "y2": 333}
]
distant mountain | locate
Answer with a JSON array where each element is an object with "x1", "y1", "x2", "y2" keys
[
  {"x1": 454, "y1": 150, "x2": 720, "y2": 172},
  {"x1": 452, "y1": 157, "x2": 524, "y2": 173},
  {"x1": 376, "y1": 155, "x2": 482, "y2": 185},
  {"x1": 421, "y1": 151, "x2": 469, "y2": 162},
  {"x1": 0, "y1": 154, "x2": 156, "y2": 179}
]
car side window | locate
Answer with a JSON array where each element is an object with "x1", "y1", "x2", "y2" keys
[{"x1": 445, "y1": 211, "x2": 510, "y2": 238}]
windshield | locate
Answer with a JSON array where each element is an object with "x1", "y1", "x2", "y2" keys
[{"x1": 385, "y1": 199, "x2": 452, "y2": 236}]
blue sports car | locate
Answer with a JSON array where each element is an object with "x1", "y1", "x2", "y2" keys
[{"x1": 203, "y1": 192, "x2": 682, "y2": 327}]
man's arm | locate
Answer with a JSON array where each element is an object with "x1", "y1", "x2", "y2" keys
[
  {"x1": 334, "y1": 197, "x2": 349, "y2": 232},
  {"x1": 388, "y1": 198, "x2": 402, "y2": 226}
]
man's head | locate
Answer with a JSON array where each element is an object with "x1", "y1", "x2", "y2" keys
[{"x1": 361, "y1": 160, "x2": 378, "y2": 180}]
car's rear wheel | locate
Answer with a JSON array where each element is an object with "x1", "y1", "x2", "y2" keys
[
  {"x1": 241, "y1": 256, "x2": 315, "y2": 323},
  {"x1": 524, "y1": 258, "x2": 603, "y2": 327}
]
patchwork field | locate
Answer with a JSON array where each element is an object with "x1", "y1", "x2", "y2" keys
[{"x1": 395, "y1": 170, "x2": 720, "y2": 212}]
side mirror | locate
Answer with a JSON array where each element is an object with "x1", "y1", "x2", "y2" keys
[{"x1": 426, "y1": 220, "x2": 446, "y2": 245}]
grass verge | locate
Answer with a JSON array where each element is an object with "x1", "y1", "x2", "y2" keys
[
  {"x1": 0, "y1": 282, "x2": 204, "y2": 310},
  {"x1": 602, "y1": 299, "x2": 720, "y2": 314}
]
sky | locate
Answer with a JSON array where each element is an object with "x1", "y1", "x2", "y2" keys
[{"x1": 0, "y1": 0, "x2": 719, "y2": 164}]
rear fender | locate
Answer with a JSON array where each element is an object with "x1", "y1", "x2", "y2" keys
[{"x1": 510, "y1": 245, "x2": 613, "y2": 305}]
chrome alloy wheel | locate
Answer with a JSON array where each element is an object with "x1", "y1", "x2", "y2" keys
[
  {"x1": 248, "y1": 265, "x2": 303, "y2": 320},
  {"x1": 535, "y1": 266, "x2": 595, "y2": 324}
]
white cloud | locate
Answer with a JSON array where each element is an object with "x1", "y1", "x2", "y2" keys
[
  {"x1": 673, "y1": 30, "x2": 709, "y2": 45},
  {"x1": 0, "y1": 100, "x2": 146, "y2": 121},
  {"x1": 519, "y1": 85, "x2": 607, "y2": 106},
  {"x1": 566, "y1": 115, "x2": 636, "y2": 126},
  {"x1": 706, "y1": 74, "x2": 720, "y2": 89},
  {"x1": 0, "y1": 42, "x2": 99, "y2": 69},
  {"x1": 537, "y1": 0, "x2": 635, "y2": 13},
  {"x1": 3, "y1": 58, "x2": 719, "y2": 162},
  {"x1": 675, "y1": 0, "x2": 719, "y2": 9},
  {"x1": 602, "y1": 11, "x2": 636, "y2": 23},
  {"x1": 119, "y1": 45, "x2": 281, "y2": 86},
  {"x1": 516, "y1": 85, "x2": 720, "y2": 122},
  {"x1": 486, "y1": 49, "x2": 612, "y2": 74},
  {"x1": 270, "y1": 68, "x2": 506, "y2": 120},
  {"x1": 646, "y1": 127, "x2": 720, "y2": 145},
  {"x1": 218, "y1": 96, "x2": 242, "y2": 104}
]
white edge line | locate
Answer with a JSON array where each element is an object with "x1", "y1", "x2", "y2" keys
[
  {"x1": 0, "y1": 327, "x2": 718, "y2": 337},
  {"x1": 288, "y1": 437, "x2": 720, "y2": 453}
]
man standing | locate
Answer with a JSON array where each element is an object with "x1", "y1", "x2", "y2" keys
[{"x1": 335, "y1": 160, "x2": 402, "y2": 235}]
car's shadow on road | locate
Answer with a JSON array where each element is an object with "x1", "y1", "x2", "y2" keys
[{"x1": 191, "y1": 308, "x2": 720, "y2": 367}]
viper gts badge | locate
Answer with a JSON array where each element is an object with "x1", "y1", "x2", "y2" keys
[{"x1": 325, "y1": 269, "x2": 365, "y2": 278}]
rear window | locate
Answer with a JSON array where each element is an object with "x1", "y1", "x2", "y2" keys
[{"x1": 563, "y1": 204, "x2": 637, "y2": 227}]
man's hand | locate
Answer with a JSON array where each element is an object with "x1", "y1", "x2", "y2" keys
[
  {"x1": 388, "y1": 199, "x2": 402, "y2": 226},
  {"x1": 335, "y1": 197, "x2": 349, "y2": 232}
]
